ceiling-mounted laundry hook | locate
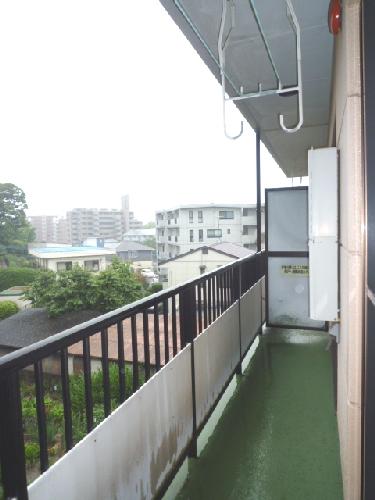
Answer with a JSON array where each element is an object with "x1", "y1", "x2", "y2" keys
[
  {"x1": 218, "y1": 0, "x2": 244, "y2": 140},
  {"x1": 279, "y1": 0, "x2": 303, "y2": 133},
  {"x1": 217, "y1": 0, "x2": 304, "y2": 137}
]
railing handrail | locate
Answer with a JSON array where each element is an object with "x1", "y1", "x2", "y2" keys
[{"x1": 0, "y1": 251, "x2": 262, "y2": 376}]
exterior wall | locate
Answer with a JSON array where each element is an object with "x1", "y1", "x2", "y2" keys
[
  {"x1": 159, "y1": 249, "x2": 235, "y2": 288},
  {"x1": 68, "y1": 208, "x2": 124, "y2": 245},
  {"x1": 156, "y1": 205, "x2": 264, "y2": 261},
  {"x1": 333, "y1": 2, "x2": 364, "y2": 499},
  {"x1": 38, "y1": 255, "x2": 109, "y2": 272}
]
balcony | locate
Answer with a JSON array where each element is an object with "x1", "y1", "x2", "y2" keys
[{"x1": 0, "y1": 252, "x2": 342, "y2": 500}]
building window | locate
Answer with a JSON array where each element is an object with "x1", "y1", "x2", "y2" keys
[
  {"x1": 198, "y1": 210, "x2": 203, "y2": 223},
  {"x1": 219, "y1": 210, "x2": 234, "y2": 219},
  {"x1": 190, "y1": 229, "x2": 194, "y2": 242},
  {"x1": 202, "y1": 248, "x2": 209, "y2": 254},
  {"x1": 175, "y1": 218, "x2": 177, "y2": 224},
  {"x1": 57, "y1": 261, "x2": 73, "y2": 271},
  {"x1": 199, "y1": 265, "x2": 206, "y2": 274},
  {"x1": 243, "y1": 208, "x2": 251, "y2": 216},
  {"x1": 128, "y1": 251, "x2": 138, "y2": 259},
  {"x1": 168, "y1": 236, "x2": 171, "y2": 241},
  {"x1": 227, "y1": 229, "x2": 231, "y2": 234},
  {"x1": 175, "y1": 236, "x2": 178, "y2": 242},
  {"x1": 189, "y1": 210, "x2": 194, "y2": 223},
  {"x1": 84, "y1": 260, "x2": 100, "y2": 272},
  {"x1": 199, "y1": 229, "x2": 203, "y2": 242},
  {"x1": 207, "y1": 229, "x2": 222, "y2": 238}
]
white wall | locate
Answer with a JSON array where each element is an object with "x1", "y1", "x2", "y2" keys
[
  {"x1": 159, "y1": 248, "x2": 235, "y2": 288},
  {"x1": 333, "y1": 2, "x2": 364, "y2": 498},
  {"x1": 41, "y1": 255, "x2": 108, "y2": 272}
]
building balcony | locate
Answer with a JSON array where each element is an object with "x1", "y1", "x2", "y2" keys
[{"x1": 0, "y1": 252, "x2": 342, "y2": 500}]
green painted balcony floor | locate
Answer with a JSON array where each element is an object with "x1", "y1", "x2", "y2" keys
[{"x1": 176, "y1": 328, "x2": 343, "y2": 500}]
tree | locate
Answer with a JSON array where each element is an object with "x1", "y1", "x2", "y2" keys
[
  {"x1": 143, "y1": 222, "x2": 155, "y2": 229},
  {"x1": 0, "y1": 183, "x2": 35, "y2": 257},
  {"x1": 26, "y1": 259, "x2": 145, "y2": 317},
  {"x1": 26, "y1": 267, "x2": 96, "y2": 317},
  {"x1": 93, "y1": 259, "x2": 144, "y2": 312}
]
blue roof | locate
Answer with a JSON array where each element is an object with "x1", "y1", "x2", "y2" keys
[{"x1": 32, "y1": 246, "x2": 100, "y2": 253}]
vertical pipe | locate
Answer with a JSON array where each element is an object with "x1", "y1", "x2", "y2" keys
[{"x1": 256, "y1": 128, "x2": 262, "y2": 252}]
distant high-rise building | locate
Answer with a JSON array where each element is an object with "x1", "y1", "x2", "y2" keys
[
  {"x1": 29, "y1": 215, "x2": 58, "y2": 243},
  {"x1": 29, "y1": 216, "x2": 71, "y2": 244},
  {"x1": 67, "y1": 208, "x2": 124, "y2": 245}
]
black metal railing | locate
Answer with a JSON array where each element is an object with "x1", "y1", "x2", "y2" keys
[{"x1": 0, "y1": 251, "x2": 265, "y2": 500}]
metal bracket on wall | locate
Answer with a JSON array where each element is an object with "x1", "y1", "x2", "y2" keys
[{"x1": 217, "y1": 0, "x2": 304, "y2": 139}]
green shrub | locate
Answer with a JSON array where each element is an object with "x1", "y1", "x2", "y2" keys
[
  {"x1": 0, "y1": 267, "x2": 39, "y2": 292},
  {"x1": 24, "y1": 442, "x2": 40, "y2": 465},
  {"x1": 147, "y1": 283, "x2": 163, "y2": 295},
  {"x1": 0, "y1": 300, "x2": 19, "y2": 319}
]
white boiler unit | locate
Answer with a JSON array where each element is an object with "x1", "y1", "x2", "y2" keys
[{"x1": 308, "y1": 147, "x2": 338, "y2": 321}]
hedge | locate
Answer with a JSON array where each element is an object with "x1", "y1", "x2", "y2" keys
[
  {"x1": 0, "y1": 267, "x2": 39, "y2": 292},
  {"x1": 0, "y1": 300, "x2": 19, "y2": 320}
]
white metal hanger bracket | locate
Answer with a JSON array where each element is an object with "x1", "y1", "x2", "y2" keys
[{"x1": 218, "y1": 0, "x2": 304, "y2": 139}]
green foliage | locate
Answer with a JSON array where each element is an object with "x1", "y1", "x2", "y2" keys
[
  {"x1": 0, "y1": 183, "x2": 35, "y2": 255},
  {"x1": 93, "y1": 259, "x2": 144, "y2": 312},
  {"x1": 25, "y1": 267, "x2": 96, "y2": 317},
  {"x1": 142, "y1": 222, "x2": 155, "y2": 229},
  {"x1": 26, "y1": 259, "x2": 144, "y2": 317},
  {"x1": 147, "y1": 283, "x2": 163, "y2": 295},
  {"x1": 24, "y1": 442, "x2": 40, "y2": 465},
  {"x1": 0, "y1": 300, "x2": 19, "y2": 320},
  {"x1": 0, "y1": 267, "x2": 40, "y2": 292},
  {"x1": 20, "y1": 364, "x2": 144, "y2": 471}
]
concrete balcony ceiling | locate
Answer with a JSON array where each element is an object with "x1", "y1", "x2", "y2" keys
[{"x1": 160, "y1": 0, "x2": 333, "y2": 177}]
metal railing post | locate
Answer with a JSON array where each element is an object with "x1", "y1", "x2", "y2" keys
[
  {"x1": 0, "y1": 371, "x2": 28, "y2": 500},
  {"x1": 234, "y1": 264, "x2": 243, "y2": 375},
  {"x1": 179, "y1": 284, "x2": 198, "y2": 458}
]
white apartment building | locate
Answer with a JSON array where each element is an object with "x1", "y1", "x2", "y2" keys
[{"x1": 156, "y1": 204, "x2": 264, "y2": 261}]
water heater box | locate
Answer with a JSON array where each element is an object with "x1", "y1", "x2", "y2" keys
[{"x1": 308, "y1": 147, "x2": 338, "y2": 321}]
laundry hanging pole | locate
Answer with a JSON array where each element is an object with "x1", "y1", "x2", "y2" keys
[{"x1": 218, "y1": 0, "x2": 304, "y2": 138}]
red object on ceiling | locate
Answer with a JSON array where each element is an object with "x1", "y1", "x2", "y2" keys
[{"x1": 328, "y1": 0, "x2": 342, "y2": 35}]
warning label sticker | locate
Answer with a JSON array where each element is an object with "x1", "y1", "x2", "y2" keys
[{"x1": 281, "y1": 265, "x2": 309, "y2": 276}]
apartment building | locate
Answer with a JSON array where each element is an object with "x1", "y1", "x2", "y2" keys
[
  {"x1": 29, "y1": 215, "x2": 70, "y2": 244},
  {"x1": 156, "y1": 204, "x2": 264, "y2": 261},
  {"x1": 67, "y1": 208, "x2": 124, "y2": 245}
]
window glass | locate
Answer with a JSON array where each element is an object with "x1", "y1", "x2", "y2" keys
[{"x1": 219, "y1": 210, "x2": 234, "y2": 219}]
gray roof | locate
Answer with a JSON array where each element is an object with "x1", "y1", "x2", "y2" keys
[
  {"x1": 116, "y1": 241, "x2": 154, "y2": 252},
  {"x1": 210, "y1": 242, "x2": 255, "y2": 259},
  {"x1": 159, "y1": 242, "x2": 254, "y2": 264},
  {"x1": 0, "y1": 308, "x2": 100, "y2": 350}
]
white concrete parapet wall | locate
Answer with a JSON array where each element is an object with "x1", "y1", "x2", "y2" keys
[
  {"x1": 28, "y1": 279, "x2": 263, "y2": 500},
  {"x1": 28, "y1": 346, "x2": 193, "y2": 500}
]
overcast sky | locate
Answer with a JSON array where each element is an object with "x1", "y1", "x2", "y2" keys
[{"x1": 0, "y1": 1, "x2": 305, "y2": 223}]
